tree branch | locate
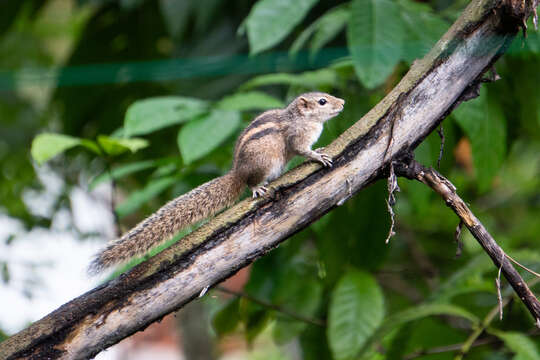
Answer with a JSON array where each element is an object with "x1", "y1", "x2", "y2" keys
[
  {"x1": 394, "y1": 156, "x2": 540, "y2": 324},
  {"x1": 1, "y1": 0, "x2": 536, "y2": 359}
]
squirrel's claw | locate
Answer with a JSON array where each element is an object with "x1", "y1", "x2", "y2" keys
[
  {"x1": 319, "y1": 153, "x2": 333, "y2": 167},
  {"x1": 313, "y1": 152, "x2": 332, "y2": 167},
  {"x1": 252, "y1": 186, "x2": 269, "y2": 198}
]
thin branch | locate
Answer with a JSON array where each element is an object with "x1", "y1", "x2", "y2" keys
[
  {"x1": 214, "y1": 286, "x2": 325, "y2": 327},
  {"x1": 505, "y1": 253, "x2": 540, "y2": 278},
  {"x1": 394, "y1": 156, "x2": 540, "y2": 325}
]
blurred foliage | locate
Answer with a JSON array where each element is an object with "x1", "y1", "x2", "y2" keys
[{"x1": 1, "y1": 0, "x2": 540, "y2": 359}]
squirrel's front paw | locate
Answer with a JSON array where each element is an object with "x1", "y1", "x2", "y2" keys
[
  {"x1": 314, "y1": 151, "x2": 333, "y2": 167},
  {"x1": 252, "y1": 186, "x2": 269, "y2": 198}
]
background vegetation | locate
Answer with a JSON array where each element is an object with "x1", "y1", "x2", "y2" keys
[{"x1": 1, "y1": 0, "x2": 539, "y2": 359}]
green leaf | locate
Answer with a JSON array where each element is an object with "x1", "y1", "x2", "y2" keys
[
  {"x1": 490, "y1": 330, "x2": 540, "y2": 360},
  {"x1": 97, "y1": 135, "x2": 149, "y2": 156},
  {"x1": 216, "y1": 91, "x2": 284, "y2": 111},
  {"x1": 240, "y1": 68, "x2": 338, "y2": 91},
  {"x1": 245, "y1": 0, "x2": 319, "y2": 55},
  {"x1": 80, "y1": 139, "x2": 103, "y2": 155},
  {"x1": 347, "y1": 0, "x2": 404, "y2": 88},
  {"x1": 177, "y1": 109, "x2": 241, "y2": 164},
  {"x1": 212, "y1": 298, "x2": 241, "y2": 337},
  {"x1": 115, "y1": 176, "x2": 177, "y2": 218},
  {"x1": 124, "y1": 96, "x2": 208, "y2": 137},
  {"x1": 327, "y1": 269, "x2": 384, "y2": 360},
  {"x1": 398, "y1": 0, "x2": 449, "y2": 63},
  {"x1": 453, "y1": 87, "x2": 506, "y2": 192},
  {"x1": 31, "y1": 133, "x2": 83, "y2": 165}
]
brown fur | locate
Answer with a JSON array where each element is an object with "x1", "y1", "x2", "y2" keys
[{"x1": 88, "y1": 92, "x2": 344, "y2": 274}]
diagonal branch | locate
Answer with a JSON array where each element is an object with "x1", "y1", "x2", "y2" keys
[
  {"x1": 394, "y1": 156, "x2": 540, "y2": 324},
  {"x1": 1, "y1": 0, "x2": 536, "y2": 359}
]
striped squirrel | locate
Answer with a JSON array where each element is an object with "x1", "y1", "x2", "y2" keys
[{"x1": 88, "y1": 92, "x2": 345, "y2": 274}]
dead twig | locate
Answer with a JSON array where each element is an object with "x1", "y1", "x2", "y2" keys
[
  {"x1": 394, "y1": 156, "x2": 540, "y2": 326},
  {"x1": 385, "y1": 162, "x2": 400, "y2": 244},
  {"x1": 454, "y1": 220, "x2": 464, "y2": 258},
  {"x1": 437, "y1": 125, "x2": 445, "y2": 169}
]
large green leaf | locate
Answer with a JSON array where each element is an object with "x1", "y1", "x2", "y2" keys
[
  {"x1": 490, "y1": 330, "x2": 540, "y2": 360},
  {"x1": 115, "y1": 176, "x2": 177, "y2": 218},
  {"x1": 31, "y1": 133, "x2": 82, "y2": 165},
  {"x1": 327, "y1": 269, "x2": 384, "y2": 360},
  {"x1": 177, "y1": 109, "x2": 241, "y2": 164},
  {"x1": 244, "y1": 0, "x2": 319, "y2": 55},
  {"x1": 347, "y1": 0, "x2": 404, "y2": 88},
  {"x1": 31, "y1": 133, "x2": 100, "y2": 165},
  {"x1": 453, "y1": 87, "x2": 506, "y2": 192},
  {"x1": 216, "y1": 91, "x2": 284, "y2": 111},
  {"x1": 124, "y1": 96, "x2": 208, "y2": 137}
]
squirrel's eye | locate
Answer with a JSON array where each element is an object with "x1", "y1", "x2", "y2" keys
[{"x1": 318, "y1": 98, "x2": 327, "y2": 105}]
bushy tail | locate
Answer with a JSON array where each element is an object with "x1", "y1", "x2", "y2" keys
[{"x1": 88, "y1": 172, "x2": 244, "y2": 275}]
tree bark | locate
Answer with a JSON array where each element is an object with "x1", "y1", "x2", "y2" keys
[{"x1": 1, "y1": 0, "x2": 537, "y2": 359}]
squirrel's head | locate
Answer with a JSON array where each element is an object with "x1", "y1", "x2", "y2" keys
[{"x1": 290, "y1": 92, "x2": 345, "y2": 122}]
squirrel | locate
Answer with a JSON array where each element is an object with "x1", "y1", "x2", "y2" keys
[{"x1": 88, "y1": 92, "x2": 345, "y2": 275}]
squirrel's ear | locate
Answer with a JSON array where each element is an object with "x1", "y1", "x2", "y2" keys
[{"x1": 298, "y1": 96, "x2": 310, "y2": 109}]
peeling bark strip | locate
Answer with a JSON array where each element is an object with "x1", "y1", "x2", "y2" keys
[
  {"x1": 394, "y1": 157, "x2": 540, "y2": 324},
  {"x1": 1, "y1": 1, "x2": 535, "y2": 359}
]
